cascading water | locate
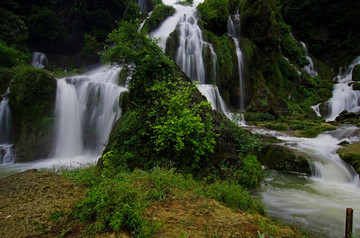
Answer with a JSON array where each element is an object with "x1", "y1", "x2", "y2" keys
[
  {"x1": 253, "y1": 125, "x2": 360, "y2": 237},
  {"x1": 31, "y1": 51, "x2": 48, "y2": 69},
  {"x1": 55, "y1": 66, "x2": 127, "y2": 159},
  {"x1": 227, "y1": 12, "x2": 246, "y2": 111},
  {"x1": 0, "y1": 89, "x2": 15, "y2": 164},
  {"x1": 151, "y1": 0, "x2": 237, "y2": 118},
  {"x1": 175, "y1": 14, "x2": 206, "y2": 83},
  {"x1": 300, "y1": 42, "x2": 318, "y2": 77},
  {"x1": 325, "y1": 56, "x2": 360, "y2": 121}
]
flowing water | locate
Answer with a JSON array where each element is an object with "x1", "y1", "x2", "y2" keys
[
  {"x1": 0, "y1": 66, "x2": 126, "y2": 175},
  {"x1": 31, "y1": 51, "x2": 48, "y2": 69},
  {"x1": 326, "y1": 56, "x2": 360, "y2": 121},
  {"x1": 0, "y1": 88, "x2": 15, "y2": 164},
  {"x1": 300, "y1": 42, "x2": 318, "y2": 77},
  {"x1": 254, "y1": 125, "x2": 360, "y2": 237},
  {"x1": 227, "y1": 12, "x2": 246, "y2": 111}
]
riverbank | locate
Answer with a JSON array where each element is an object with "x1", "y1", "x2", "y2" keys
[{"x1": 0, "y1": 169, "x2": 312, "y2": 237}]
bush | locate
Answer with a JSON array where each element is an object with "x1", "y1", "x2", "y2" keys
[
  {"x1": 199, "y1": 180, "x2": 265, "y2": 213},
  {"x1": 197, "y1": 0, "x2": 230, "y2": 35},
  {"x1": 69, "y1": 167, "x2": 194, "y2": 236},
  {"x1": 0, "y1": 41, "x2": 29, "y2": 68}
]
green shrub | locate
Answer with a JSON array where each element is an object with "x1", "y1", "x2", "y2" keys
[
  {"x1": 0, "y1": 67, "x2": 14, "y2": 94},
  {"x1": 199, "y1": 180, "x2": 265, "y2": 213},
  {"x1": 0, "y1": 41, "x2": 29, "y2": 68},
  {"x1": 197, "y1": 0, "x2": 230, "y2": 35},
  {"x1": 70, "y1": 167, "x2": 194, "y2": 236}
]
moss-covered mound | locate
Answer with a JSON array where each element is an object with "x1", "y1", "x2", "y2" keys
[
  {"x1": 337, "y1": 143, "x2": 360, "y2": 174},
  {"x1": 257, "y1": 144, "x2": 311, "y2": 174},
  {"x1": 9, "y1": 65, "x2": 57, "y2": 161}
]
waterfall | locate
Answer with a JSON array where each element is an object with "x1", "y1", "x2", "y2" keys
[
  {"x1": 175, "y1": 14, "x2": 206, "y2": 83},
  {"x1": 227, "y1": 13, "x2": 246, "y2": 111},
  {"x1": 0, "y1": 89, "x2": 15, "y2": 164},
  {"x1": 196, "y1": 84, "x2": 231, "y2": 119},
  {"x1": 300, "y1": 42, "x2": 318, "y2": 77},
  {"x1": 54, "y1": 66, "x2": 127, "y2": 158},
  {"x1": 31, "y1": 51, "x2": 48, "y2": 69},
  {"x1": 326, "y1": 56, "x2": 360, "y2": 121}
]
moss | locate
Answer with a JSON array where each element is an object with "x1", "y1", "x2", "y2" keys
[
  {"x1": 0, "y1": 67, "x2": 14, "y2": 94},
  {"x1": 353, "y1": 82, "x2": 360, "y2": 91},
  {"x1": 299, "y1": 123, "x2": 336, "y2": 138},
  {"x1": 143, "y1": 4, "x2": 175, "y2": 33},
  {"x1": 165, "y1": 29, "x2": 179, "y2": 61},
  {"x1": 337, "y1": 143, "x2": 360, "y2": 174},
  {"x1": 352, "y1": 64, "x2": 360, "y2": 81}
]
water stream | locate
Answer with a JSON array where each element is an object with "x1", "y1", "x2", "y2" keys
[{"x1": 253, "y1": 125, "x2": 360, "y2": 237}]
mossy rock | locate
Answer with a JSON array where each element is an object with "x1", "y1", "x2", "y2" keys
[
  {"x1": 247, "y1": 88, "x2": 289, "y2": 118},
  {"x1": 165, "y1": 29, "x2": 179, "y2": 61},
  {"x1": 352, "y1": 64, "x2": 360, "y2": 81},
  {"x1": 353, "y1": 82, "x2": 360, "y2": 91},
  {"x1": 9, "y1": 65, "x2": 57, "y2": 161},
  {"x1": 258, "y1": 144, "x2": 311, "y2": 174},
  {"x1": 337, "y1": 143, "x2": 360, "y2": 174}
]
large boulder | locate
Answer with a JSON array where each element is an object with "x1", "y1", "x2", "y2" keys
[
  {"x1": 247, "y1": 89, "x2": 289, "y2": 118},
  {"x1": 9, "y1": 66, "x2": 57, "y2": 161},
  {"x1": 337, "y1": 143, "x2": 360, "y2": 174},
  {"x1": 257, "y1": 144, "x2": 311, "y2": 174}
]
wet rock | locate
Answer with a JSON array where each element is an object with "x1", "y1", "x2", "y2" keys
[
  {"x1": 319, "y1": 102, "x2": 331, "y2": 118},
  {"x1": 338, "y1": 140, "x2": 350, "y2": 146},
  {"x1": 337, "y1": 143, "x2": 360, "y2": 174},
  {"x1": 257, "y1": 144, "x2": 311, "y2": 174},
  {"x1": 335, "y1": 110, "x2": 360, "y2": 124}
]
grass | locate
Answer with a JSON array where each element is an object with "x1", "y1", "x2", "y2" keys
[{"x1": 61, "y1": 165, "x2": 267, "y2": 237}]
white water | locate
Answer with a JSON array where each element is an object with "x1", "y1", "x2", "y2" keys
[
  {"x1": 300, "y1": 42, "x2": 318, "y2": 77},
  {"x1": 55, "y1": 66, "x2": 127, "y2": 158},
  {"x1": 0, "y1": 88, "x2": 15, "y2": 164},
  {"x1": 0, "y1": 66, "x2": 127, "y2": 173},
  {"x1": 326, "y1": 56, "x2": 360, "y2": 121},
  {"x1": 254, "y1": 125, "x2": 360, "y2": 237},
  {"x1": 31, "y1": 51, "x2": 48, "y2": 69},
  {"x1": 227, "y1": 13, "x2": 245, "y2": 111},
  {"x1": 196, "y1": 84, "x2": 231, "y2": 118}
]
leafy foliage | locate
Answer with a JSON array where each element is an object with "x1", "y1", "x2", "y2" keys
[
  {"x1": 197, "y1": 0, "x2": 230, "y2": 35},
  {"x1": 0, "y1": 41, "x2": 30, "y2": 68},
  {"x1": 0, "y1": 9, "x2": 28, "y2": 48},
  {"x1": 102, "y1": 22, "x2": 217, "y2": 173}
]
